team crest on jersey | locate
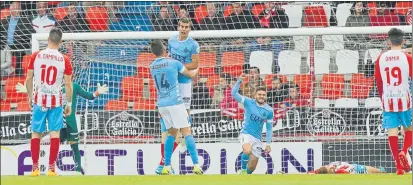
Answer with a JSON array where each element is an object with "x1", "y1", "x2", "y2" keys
[{"x1": 184, "y1": 48, "x2": 189, "y2": 53}]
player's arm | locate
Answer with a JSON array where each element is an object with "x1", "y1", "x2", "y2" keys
[
  {"x1": 185, "y1": 41, "x2": 200, "y2": 70},
  {"x1": 76, "y1": 83, "x2": 108, "y2": 100},
  {"x1": 264, "y1": 110, "x2": 274, "y2": 153},
  {"x1": 25, "y1": 51, "x2": 40, "y2": 104},
  {"x1": 64, "y1": 56, "x2": 74, "y2": 108},
  {"x1": 231, "y1": 74, "x2": 247, "y2": 104},
  {"x1": 374, "y1": 55, "x2": 383, "y2": 99},
  {"x1": 177, "y1": 60, "x2": 199, "y2": 78}
]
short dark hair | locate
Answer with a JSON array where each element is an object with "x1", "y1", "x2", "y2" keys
[
  {"x1": 388, "y1": 28, "x2": 404, "y2": 46},
  {"x1": 255, "y1": 86, "x2": 267, "y2": 93},
  {"x1": 272, "y1": 76, "x2": 281, "y2": 82},
  {"x1": 49, "y1": 28, "x2": 63, "y2": 44},
  {"x1": 150, "y1": 40, "x2": 165, "y2": 57},
  {"x1": 249, "y1": 66, "x2": 260, "y2": 74},
  {"x1": 179, "y1": 17, "x2": 192, "y2": 26},
  {"x1": 318, "y1": 167, "x2": 328, "y2": 174}
]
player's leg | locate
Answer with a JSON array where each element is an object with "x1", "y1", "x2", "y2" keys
[
  {"x1": 65, "y1": 119, "x2": 84, "y2": 175},
  {"x1": 158, "y1": 107, "x2": 178, "y2": 175},
  {"x1": 239, "y1": 134, "x2": 252, "y2": 174},
  {"x1": 247, "y1": 154, "x2": 259, "y2": 174},
  {"x1": 399, "y1": 109, "x2": 412, "y2": 172},
  {"x1": 382, "y1": 111, "x2": 404, "y2": 175},
  {"x1": 175, "y1": 104, "x2": 203, "y2": 174},
  {"x1": 29, "y1": 105, "x2": 48, "y2": 176},
  {"x1": 46, "y1": 107, "x2": 64, "y2": 176},
  {"x1": 365, "y1": 166, "x2": 386, "y2": 173},
  {"x1": 156, "y1": 117, "x2": 180, "y2": 174}
]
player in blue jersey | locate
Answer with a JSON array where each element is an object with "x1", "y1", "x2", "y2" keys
[
  {"x1": 149, "y1": 40, "x2": 203, "y2": 175},
  {"x1": 232, "y1": 73, "x2": 274, "y2": 174},
  {"x1": 156, "y1": 17, "x2": 200, "y2": 173}
]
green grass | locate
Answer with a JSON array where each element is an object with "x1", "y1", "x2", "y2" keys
[{"x1": 1, "y1": 174, "x2": 411, "y2": 185}]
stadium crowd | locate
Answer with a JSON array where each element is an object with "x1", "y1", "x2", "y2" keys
[{"x1": 0, "y1": 1, "x2": 412, "y2": 115}]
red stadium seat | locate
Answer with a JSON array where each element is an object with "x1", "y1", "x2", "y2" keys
[
  {"x1": 4, "y1": 77, "x2": 27, "y2": 102},
  {"x1": 251, "y1": 4, "x2": 265, "y2": 18},
  {"x1": 86, "y1": 6, "x2": 108, "y2": 31},
  {"x1": 137, "y1": 53, "x2": 156, "y2": 78},
  {"x1": 105, "y1": 100, "x2": 129, "y2": 111},
  {"x1": 264, "y1": 74, "x2": 288, "y2": 89},
  {"x1": 133, "y1": 98, "x2": 156, "y2": 110},
  {"x1": 321, "y1": 74, "x2": 345, "y2": 99},
  {"x1": 366, "y1": 2, "x2": 377, "y2": 15},
  {"x1": 194, "y1": 5, "x2": 208, "y2": 24},
  {"x1": 304, "y1": 6, "x2": 328, "y2": 27},
  {"x1": 350, "y1": 73, "x2": 374, "y2": 99},
  {"x1": 223, "y1": 5, "x2": 233, "y2": 17},
  {"x1": 205, "y1": 74, "x2": 220, "y2": 89},
  {"x1": 22, "y1": 55, "x2": 31, "y2": 75},
  {"x1": 198, "y1": 52, "x2": 217, "y2": 77},
  {"x1": 1, "y1": 8, "x2": 10, "y2": 20},
  {"x1": 293, "y1": 74, "x2": 312, "y2": 97},
  {"x1": 16, "y1": 101, "x2": 31, "y2": 111},
  {"x1": 222, "y1": 52, "x2": 244, "y2": 77},
  {"x1": 0, "y1": 101, "x2": 11, "y2": 112},
  {"x1": 54, "y1": 7, "x2": 68, "y2": 22},
  {"x1": 395, "y1": 2, "x2": 412, "y2": 15}
]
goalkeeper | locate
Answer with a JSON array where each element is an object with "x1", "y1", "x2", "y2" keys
[{"x1": 16, "y1": 80, "x2": 108, "y2": 175}]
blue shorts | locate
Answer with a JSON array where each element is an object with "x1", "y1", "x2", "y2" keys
[
  {"x1": 354, "y1": 164, "x2": 367, "y2": 174},
  {"x1": 31, "y1": 105, "x2": 64, "y2": 133},
  {"x1": 382, "y1": 109, "x2": 412, "y2": 129}
]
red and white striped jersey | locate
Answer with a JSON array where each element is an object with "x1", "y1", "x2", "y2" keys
[
  {"x1": 28, "y1": 48, "x2": 73, "y2": 108},
  {"x1": 375, "y1": 50, "x2": 412, "y2": 112}
]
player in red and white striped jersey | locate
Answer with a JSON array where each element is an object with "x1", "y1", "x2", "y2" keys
[
  {"x1": 25, "y1": 28, "x2": 73, "y2": 177},
  {"x1": 374, "y1": 28, "x2": 412, "y2": 175}
]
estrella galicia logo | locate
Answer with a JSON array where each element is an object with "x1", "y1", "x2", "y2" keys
[
  {"x1": 104, "y1": 111, "x2": 144, "y2": 139},
  {"x1": 307, "y1": 109, "x2": 346, "y2": 136}
]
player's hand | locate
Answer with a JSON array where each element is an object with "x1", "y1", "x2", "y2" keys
[
  {"x1": 97, "y1": 83, "x2": 109, "y2": 95},
  {"x1": 404, "y1": 48, "x2": 412, "y2": 54},
  {"x1": 64, "y1": 105, "x2": 72, "y2": 117},
  {"x1": 15, "y1": 83, "x2": 27, "y2": 93},
  {"x1": 264, "y1": 145, "x2": 271, "y2": 154},
  {"x1": 239, "y1": 73, "x2": 247, "y2": 81}
]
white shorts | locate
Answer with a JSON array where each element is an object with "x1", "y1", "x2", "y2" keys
[
  {"x1": 179, "y1": 82, "x2": 192, "y2": 109},
  {"x1": 158, "y1": 103, "x2": 190, "y2": 130},
  {"x1": 239, "y1": 134, "x2": 262, "y2": 158}
]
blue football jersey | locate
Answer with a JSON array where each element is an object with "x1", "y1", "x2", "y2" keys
[
  {"x1": 231, "y1": 79, "x2": 274, "y2": 142},
  {"x1": 150, "y1": 57, "x2": 185, "y2": 107},
  {"x1": 168, "y1": 35, "x2": 200, "y2": 84}
]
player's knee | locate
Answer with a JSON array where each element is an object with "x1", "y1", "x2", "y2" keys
[
  {"x1": 180, "y1": 127, "x2": 192, "y2": 136},
  {"x1": 404, "y1": 125, "x2": 413, "y2": 131},
  {"x1": 243, "y1": 148, "x2": 252, "y2": 156},
  {"x1": 49, "y1": 131, "x2": 60, "y2": 138},
  {"x1": 31, "y1": 132, "x2": 42, "y2": 139},
  {"x1": 168, "y1": 128, "x2": 178, "y2": 137}
]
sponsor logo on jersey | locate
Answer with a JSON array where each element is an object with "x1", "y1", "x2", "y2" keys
[
  {"x1": 104, "y1": 111, "x2": 144, "y2": 139},
  {"x1": 307, "y1": 109, "x2": 346, "y2": 136}
]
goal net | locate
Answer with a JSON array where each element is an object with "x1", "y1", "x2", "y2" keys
[{"x1": 1, "y1": 1, "x2": 412, "y2": 176}]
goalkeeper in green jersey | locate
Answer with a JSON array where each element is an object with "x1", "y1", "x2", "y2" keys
[{"x1": 16, "y1": 80, "x2": 108, "y2": 175}]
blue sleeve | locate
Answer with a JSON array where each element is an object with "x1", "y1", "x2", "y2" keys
[
  {"x1": 175, "y1": 60, "x2": 184, "y2": 73},
  {"x1": 168, "y1": 40, "x2": 172, "y2": 57},
  {"x1": 265, "y1": 109, "x2": 274, "y2": 144},
  {"x1": 231, "y1": 79, "x2": 245, "y2": 104},
  {"x1": 191, "y1": 40, "x2": 200, "y2": 55}
]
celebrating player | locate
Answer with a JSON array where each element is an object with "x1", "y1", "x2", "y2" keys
[
  {"x1": 25, "y1": 28, "x2": 73, "y2": 176},
  {"x1": 314, "y1": 161, "x2": 386, "y2": 174},
  {"x1": 155, "y1": 17, "x2": 200, "y2": 174},
  {"x1": 149, "y1": 40, "x2": 203, "y2": 175},
  {"x1": 232, "y1": 73, "x2": 274, "y2": 174},
  {"x1": 374, "y1": 28, "x2": 412, "y2": 175}
]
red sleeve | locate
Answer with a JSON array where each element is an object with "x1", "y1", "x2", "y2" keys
[
  {"x1": 374, "y1": 54, "x2": 383, "y2": 99},
  {"x1": 63, "y1": 55, "x2": 73, "y2": 75},
  {"x1": 406, "y1": 53, "x2": 412, "y2": 77},
  {"x1": 28, "y1": 51, "x2": 40, "y2": 70}
]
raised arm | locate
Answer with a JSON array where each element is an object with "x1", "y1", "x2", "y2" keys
[
  {"x1": 185, "y1": 41, "x2": 200, "y2": 70},
  {"x1": 231, "y1": 73, "x2": 247, "y2": 104}
]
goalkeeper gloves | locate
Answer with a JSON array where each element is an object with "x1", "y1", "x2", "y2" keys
[
  {"x1": 15, "y1": 83, "x2": 27, "y2": 93},
  {"x1": 94, "y1": 83, "x2": 109, "y2": 97}
]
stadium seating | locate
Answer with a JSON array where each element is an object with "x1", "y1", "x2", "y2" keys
[
  {"x1": 221, "y1": 52, "x2": 244, "y2": 77},
  {"x1": 281, "y1": 4, "x2": 302, "y2": 28},
  {"x1": 335, "y1": 3, "x2": 352, "y2": 27},
  {"x1": 0, "y1": 102, "x2": 11, "y2": 112},
  {"x1": 304, "y1": 5, "x2": 329, "y2": 27},
  {"x1": 4, "y1": 77, "x2": 26, "y2": 102},
  {"x1": 314, "y1": 98, "x2": 330, "y2": 108},
  {"x1": 310, "y1": 50, "x2": 330, "y2": 74},
  {"x1": 336, "y1": 49, "x2": 359, "y2": 74},
  {"x1": 1, "y1": 8, "x2": 10, "y2": 20},
  {"x1": 293, "y1": 36, "x2": 309, "y2": 52},
  {"x1": 54, "y1": 7, "x2": 69, "y2": 21},
  {"x1": 364, "y1": 49, "x2": 381, "y2": 64},
  {"x1": 366, "y1": 2, "x2": 377, "y2": 15},
  {"x1": 294, "y1": 74, "x2": 312, "y2": 96},
  {"x1": 16, "y1": 101, "x2": 31, "y2": 112},
  {"x1": 104, "y1": 100, "x2": 129, "y2": 110},
  {"x1": 133, "y1": 99, "x2": 156, "y2": 110},
  {"x1": 199, "y1": 52, "x2": 217, "y2": 77},
  {"x1": 205, "y1": 74, "x2": 220, "y2": 89},
  {"x1": 322, "y1": 35, "x2": 344, "y2": 51},
  {"x1": 395, "y1": 2, "x2": 412, "y2": 15},
  {"x1": 264, "y1": 74, "x2": 288, "y2": 88},
  {"x1": 251, "y1": 4, "x2": 265, "y2": 18},
  {"x1": 223, "y1": 5, "x2": 233, "y2": 17},
  {"x1": 86, "y1": 6, "x2": 109, "y2": 31},
  {"x1": 365, "y1": 97, "x2": 382, "y2": 109},
  {"x1": 194, "y1": 5, "x2": 208, "y2": 24},
  {"x1": 335, "y1": 98, "x2": 359, "y2": 108},
  {"x1": 278, "y1": 50, "x2": 301, "y2": 75},
  {"x1": 22, "y1": 55, "x2": 31, "y2": 75},
  {"x1": 350, "y1": 73, "x2": 374, "y2": 99},
  {"x1": 321, "y1": 74, "x2": 345, "y2": 99},
  {"x1": 249, "y1": 51, "x2": 273, "y2": 75}
]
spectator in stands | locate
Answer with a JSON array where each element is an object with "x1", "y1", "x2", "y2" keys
[
  {"x1": 147, "y1": 1, "x2": 177, "y2": 20},
  {"x1": 345, "y1": 1, "x2": 370, "y2": 27},
  {"x1": 1, "y1": 48, "x2": 14, "y2": 77},
  {"x1": 153, "y1": 6, "x2": 175, "y2": 31},
  {"x1": 370, "y1": 2, "x2": 400, "y2": 26},
  {"x1": 225, "y1": 2, "x2": 260, "y2": 29},
  {"x1": 279, "y1": 84, "x2": 309, "y2": 108},
  {"x1": 58, "y1": 2, "x2": 90, "y2": 32},
  {"x1": 199, "y1": 3, "x2": 226, "y2": 30},
  {"x1": 191, "y1": 75, "x2": 212, "y2": 109},
  {"x1": 406, "y1": 9, "x2": 412, "y2": 25},
  {"x1": 267, "y1": 76, "x2": 289, "y2": 107},
  {"x1": 83, "y1": 1, "x2": 123, "y2": 23},
  {"x1": 32, "y1": 2, "x2": 55, "y2": 33},
  {"x1": 220, "y1": 76, "x2": 242, "y2": 118},
  {"x1": 0, "y1": 1, "x2": 35, "y2": 76},
  {"x1": 176, "y1": 5, "x2": 198, "y2": 30},
  {"x1": 218, "y1": 38, "x2": 251, "y2": 65},
  {"x1": 241, "y1": 66, "x2": 264, "y2": 98},
  {"x1": 212, "y1": 73, "x2": 231, "y2": 108},
  {"x1": 257, "y1": 2, "x2": 289, "y2": 28}
]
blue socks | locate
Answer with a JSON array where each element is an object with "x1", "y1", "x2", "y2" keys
[
  {"x1": 241, "y1": 153, "x2": 249, "y2": 170},
  {"x1": 164, "y1": 135, "x2": 176, "y2": 166},
  {"x1": 185, "y1": 135, "x2": 199, "y2": 165},
  {"x1": 188, "y1": 115, "x2": 193, "y2": 125}
]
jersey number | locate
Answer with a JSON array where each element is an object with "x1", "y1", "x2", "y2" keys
[
  {"x1": 384, "y1": 67, "x2": 402, "y2": 86},
  {"x1": 40, "y1": 64, "x2": 58, "y2": 85},
  {"x1": 154, "y1": 73, "x2": 171, "y2": 90}
]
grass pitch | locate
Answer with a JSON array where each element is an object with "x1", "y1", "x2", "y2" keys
[{"x1": 1, "y1": 174, "x2": 411, "y2": 185}]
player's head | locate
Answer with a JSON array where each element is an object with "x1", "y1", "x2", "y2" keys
[
  {"x1": 48, "y1": 28, "x2": 63, "y2": 46},
  {"x1": 388, "y1": 28, "x2": 405, "y2": 47},
  {"x1": 178, "y1": 18, "x2": 192, "y2": 38},
  {"x1": 150, "y1": 40, "x2": 166, "y2": 57},
  {"x1": 317, "y1": 167, "x2": 328, "y2": 174},
  {"x1": 255, "y1": 87, "x2": 267, "y2": 105}
]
